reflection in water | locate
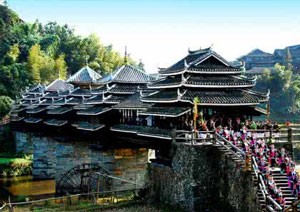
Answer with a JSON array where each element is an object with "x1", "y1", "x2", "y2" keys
[
  {"x1": 0, "y1": 131, "x2": 153, "y2": 201},
  {"x1": 0, "y1": 176, "x2": 55, "y2": 198}
]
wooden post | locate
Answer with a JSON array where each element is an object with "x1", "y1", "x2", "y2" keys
[{"x1": 288, "y1": 127, "x2": 293, "y2": 143}]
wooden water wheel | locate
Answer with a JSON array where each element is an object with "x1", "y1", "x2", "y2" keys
[{"x1": 56, "y1": 163, "x2": 112, "y2": 196}]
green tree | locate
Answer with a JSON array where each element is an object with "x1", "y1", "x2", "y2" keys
[
  {"x1": 284, "y1": 47, "x2": 293, "y2": 71},
  {"x1": 7, "y1": 44, "x2": 20, "y2": 62},
  {"x1": 0, "y1": 96, "x2": 12, "y2": 118},
  {"x1": 27, "y1": 44, "x2": 42, "y2": 83},
  {"x1": 55, "y1": 54, "x2": 67, "y2": 80}
]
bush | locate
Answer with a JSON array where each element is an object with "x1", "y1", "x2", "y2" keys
[{"x1": 0, "y1": 95, "x2": 12, "y2": 118}]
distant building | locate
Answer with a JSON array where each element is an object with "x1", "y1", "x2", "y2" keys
[{"x1": 238, "y1": 49, "x2": 275, "y2": 70}]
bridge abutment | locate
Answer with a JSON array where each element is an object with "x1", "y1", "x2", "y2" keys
[{"x1": 148, "y1": 143, "x2": 261, "y2": 212}]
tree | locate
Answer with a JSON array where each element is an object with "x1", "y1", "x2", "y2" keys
[
  {"x1": 27, "y1": 44, "x2": 42, "y2": 83},
  {"x1": 284, "y1": 47, "x2": 293, "y2": 71},
  {"x1": 7, "y1": 44, "x2": 20, "y2": 62},
  {"x1": 0, "y1": 96, "x2": 12, "y2": 118},
  {"x1": 55, "y1": 54, "x2": 67, "y2": 80}
]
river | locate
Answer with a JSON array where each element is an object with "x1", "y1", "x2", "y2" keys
[{"x1": 0, "y1": 131, "x2": 154, "y2": 202}]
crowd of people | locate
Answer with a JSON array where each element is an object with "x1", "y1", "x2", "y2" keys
[
  {"x1": 216, "y1": 119, "x2": 298, "y2": 208},
  {"x1": 183, "y1": 117, "x2": 298, "y2": 208}
]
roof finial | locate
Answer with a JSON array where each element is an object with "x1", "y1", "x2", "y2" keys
[{"x1": 124, "y1": 45, "x2": 128, "y2": 64}]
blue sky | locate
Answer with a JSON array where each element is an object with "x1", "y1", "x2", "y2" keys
[{"x1": 6, "y1": 0, "x2": 300, "y2": 73}]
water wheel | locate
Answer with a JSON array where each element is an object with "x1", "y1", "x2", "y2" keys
[{"x1": 56, "y1": 163, "x2": 111, "y2": 196}]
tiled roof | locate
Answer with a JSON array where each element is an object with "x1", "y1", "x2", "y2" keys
[
  {"x1": 23, "y1": 93, "x2": 44, "y2": 100},
  {"x1": 138, "y1": 107, "x2": 191, "y2": 117},
  {"x1": 71, "y1": 88, "x2": 92, "y2": 97},
  {"x1": 47, "y1": 106, "x2": 73, "y2": 115},
  {"x1": 65, "y1": 97, "x2": 83, "y2": 105},
  {"x1": 141, "y1": 90, "x2": 178, "y2": 103},
  {"x1": 44, "y1": 119, "x2": 68, "y2": 126},
  {"x1": 44, "y1": 92, "x2": 60, "y2": 99},
  {"x1": 98, "y1": 65, "x2": 149, "y2": 84},
  {"x1": 159, "y1": 48, "x2": 239, "y2": 75},
  {"x1": 148, "y1": 75, "x2": 255, "y2": 88},
  {"x1": 105, "y1": 95, "x2": 131, "y2": 104},
  {"x1": 112, "y1": 93, "x2": 152, "y2": 109},
  {"x1": 185, "y1": 75, "x2": 255, "y2": 87},
  {"x1": 72, "y1": 122, "x2": 105, "y2": 131},
  {"x1": 46, "y1": 79, "x2": 74, "y2": 92},
  {"x1": 84, "y1": 95, "x2": 103, "y2": 104},
  {"x1": 148, "y1": 77, "x2": 181, "y2": 88},
  {"x1": 77, "y1": 106, "x2": 111, "y2": 116},
  {"x1": 111, "y1": 124, "x2": 172, "y2": 140},
  {"x1": 182, "y1": 90, "x2": 268, "y2": 105},
  {"x1": 24, "y1": 118, "x2": 42, "y2": 124},
  {"x1": 26, "y1": 106, "x2": 46, "y2": 114},
  {"x1": 26, "y1": 84, "x2": 45, "y2": 94},
  {"x1": 109, "y1": 84, "x2": 138, "y2": 94},
  {"x1": 67, "y1": 66, "x2": 101, "y2": 83},
  {"x1": 91, "y1": 86, "x2": 107, "y2": 94}
]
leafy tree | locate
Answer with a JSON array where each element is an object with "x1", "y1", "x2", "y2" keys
[
  {"x1": 7, "y1": 44, "x2": 20, "y2": 62},
  {"x1": 27, "y1": 43, "x2": 42, "y2": 83},
  {"x1": 55, "y1": 54, "x2": 67, "y2": 80},
  {"x1": 0, "y1": 96, "x2": 12, "y2": 118},
  {"x1": 284, "y1": 47, "x2": 293, "y2": 71}
]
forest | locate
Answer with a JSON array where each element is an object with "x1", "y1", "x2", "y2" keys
[
  {"x1": 1, "y1": 4, "x2": 300, "y2": 122},
  {"x1": 0, "y1": 5, "x2": 139, "y2": 118}
]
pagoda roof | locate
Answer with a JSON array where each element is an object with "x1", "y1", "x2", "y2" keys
[
  {"x1": 141, "y1": 89, "x2": 269, "y2": 106},
  {"x1": 181, "y1": 90, "x2": 268, "y2": 106},
  {"x1": 65, "y1": 97, "x2": 83, "y2": 105},
  {"x1": 46, "y1": 79, "x2": 74, "y2": 92},
  {"x1": 24, "y1": 118, "x2": 42, "y2": 124},
  {"x1": 11, "y1": 116, "x2": 24, "y2": 122},
  {"x1": 23, "y1": 93, "x2": 44, "y2": 100},
  {"x1": 98, "y1": 65, "x2": 149, "y2": 84},
  {"x1": 91, "y1": 86, "x2": 107, "y2": 94},
  {"x1": 47, "y1": 106, "x2": 73, "y2": 115},
  {"x1": 148, "y1": 75, "x2": 256, "y2": 89},
  {"x1": 77, "y1": 106, "x2": 111, "y2": 116},
  {"x1": 159, "y1": 48, "x2": 242, "y2": 76},
  {"x1": 72, "y1": 122, "x2": 105, "y2": 131},
  {"x1": 138, "y1": 107, "x2": 191, "y2": 117},
  {"x1": 70, "y1": 88, "x2": 92, "y2": 97},
  {"x1": 67, "y1": 66, "x2": 101, "y2": 83},
  {"x1": 111, "y1": 124, "x2": 172, "y2": 140},
  {"x1": 73, "y1": 104, "x2": 94, "y2": 110},
  {"x1": 112, "y1": 93, "x2": 152, "y2": 109},
  {"x1": 25, "y1": 84, "x2": 46, "y2": 94},
  {"x1": 104, "y1": 95, "x2": 130, "y2": 104},
  {"x1": 26, "y1": 106, "x2": 46, "y2": 114},
  {"x1": 40, "y1": 99, "x2": 53, "y2": 105},
  {"x1": 109, "y1": 84, "x2": 138, "y2": 94},
  {"x1": 84, "y1": 95, "x2": 104, "y2": 105},
  {"x1": 44, "y1": 119, "x2": 68, "y2": 127},
  {"x1": 44, "y1": 92, "x2": 60, "y2": 99}
]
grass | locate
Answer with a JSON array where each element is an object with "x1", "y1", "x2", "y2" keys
[{"x1": 0, "y1": 158, "x2": 16, "y2": 165}]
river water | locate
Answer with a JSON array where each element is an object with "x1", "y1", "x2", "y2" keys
[{"x1": 0, "y1": 131, "x2": 154, "y2": 202}]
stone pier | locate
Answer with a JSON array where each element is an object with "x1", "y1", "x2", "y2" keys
[{"x1": 148, "y1": 144, "x2": 261, "y2": 212}]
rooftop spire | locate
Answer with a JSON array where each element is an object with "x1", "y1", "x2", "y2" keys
[{"x1": 124, "y1": 45, "x2": 128, "y2": 65}]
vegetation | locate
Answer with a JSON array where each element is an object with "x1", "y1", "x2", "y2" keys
[
  {"x1": 0, "y1": 154, "x2": 33, "y2": 177},
  {"x1": 255, "y1": 63, "x2": 300, "y2": 121},
  {"x1": 0, "y1": 5, "x2": 137, "y2": 118}
]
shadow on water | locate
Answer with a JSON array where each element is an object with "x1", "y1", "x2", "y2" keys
[{"x1": 0, "y1": 176, "x2": 55, "y2": 201}]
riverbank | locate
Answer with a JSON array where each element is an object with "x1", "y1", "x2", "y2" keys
[{"x1": 1, "y1": 201, "x2": 183, "y2": 212}]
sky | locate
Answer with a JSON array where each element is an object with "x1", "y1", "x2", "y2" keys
[{"x1": 6, "y1": 0, "x2": 300, "y2": 73}]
